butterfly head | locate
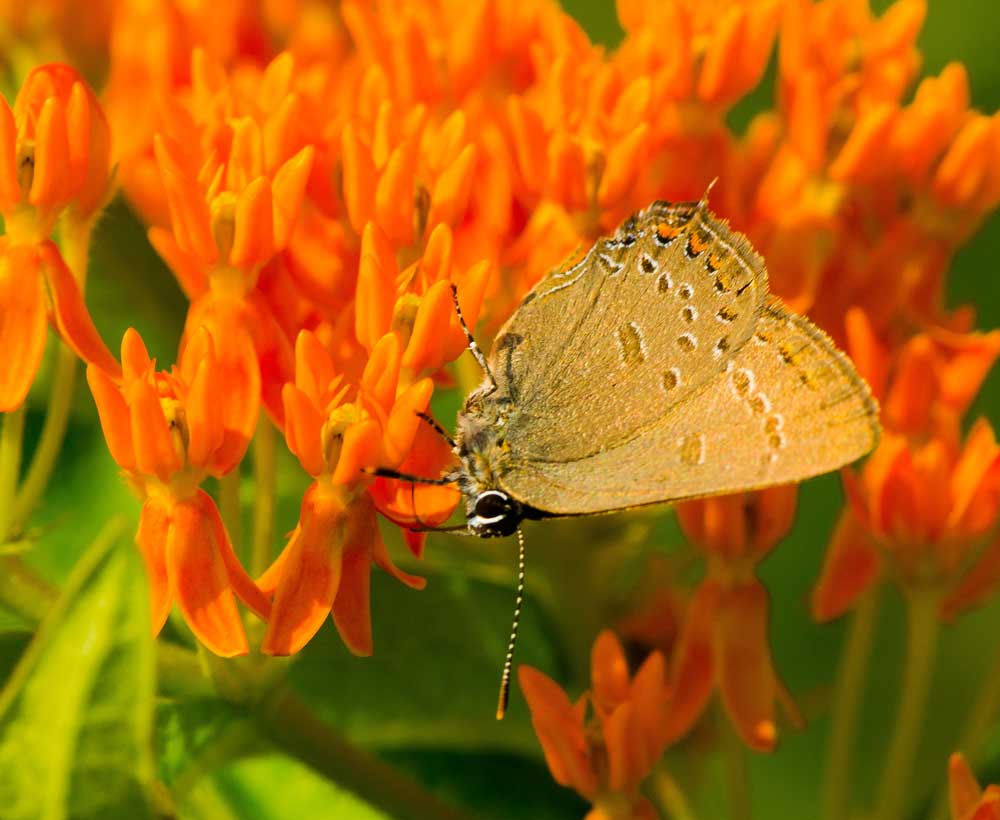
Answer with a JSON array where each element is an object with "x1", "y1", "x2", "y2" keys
[{"x1": 467, "y1": 489, "x2": 523, "y2": 537}]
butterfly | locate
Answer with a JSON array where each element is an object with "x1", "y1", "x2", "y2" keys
[{"x1": 379, "y1": 193, "x2": 880, "y2": 716}]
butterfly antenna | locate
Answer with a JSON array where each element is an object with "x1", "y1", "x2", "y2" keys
[
  {"x1": 415, "y1": 410, "x2": 456, "y2": 448},
  {"x1": 497, "y1": 527, "x2": 526, "y2": 720},
  {"x1": 450, "y1": 283, "x2": 496, "y2": 393}
]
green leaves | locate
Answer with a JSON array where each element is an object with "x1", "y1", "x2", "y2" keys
[{"x1": 0, "y1": 520, "x2": 156, "y2": 820}]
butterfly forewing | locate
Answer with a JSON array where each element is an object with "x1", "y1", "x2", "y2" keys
[
  {"x1": 498, "y1": 303, "x2": 879, "y2": 515},
  {"x1": 491, "y1": 201, "x2": 770, "y2": 462}
]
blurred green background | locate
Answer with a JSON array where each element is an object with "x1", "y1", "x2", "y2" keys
[{"x1": 3, "y1": 1, "x2": 1000, "y2": 818}]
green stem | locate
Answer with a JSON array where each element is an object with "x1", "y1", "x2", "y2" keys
[
  {"x1": 10, "y1": 343, "x2": 78, "y2": 530},
  {"x1": 0, "y1": 406, "x2": 27, "y2": 541},
  {"x1": 249, "y1": 419, "x2": 276, "y2": 578},
  {"x1": 10, "y1": 218, "x2": 93, "y2": 530},
  {"x1": 256, "y1": 686, "x2": 475, "y2": 820},
  {"x1": 651, "y1": 761, "x2": 698, "y2": 820},
  {"x1": 928, "y1": 639, "x2": 1000, "y2": 820},
  {"x1": 219, "y1": 470, "x2": 242, "y2": 556},
  {"x1": 0, "y1": 554, "x2": 57, "y2": 623},
  {"x1": 721, "y1": 706, "x2": 752, "y2": 820},
  {"x1": 873, "y1": 590, "x2": 941, "y2": 820},
  {"x1": 822, "y1": 589, "x2": 881, "y2": 820}
]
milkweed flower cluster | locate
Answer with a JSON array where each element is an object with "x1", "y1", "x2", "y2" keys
[{"x1": 0, "y1": 0, "x2": 998, "y2": 816}]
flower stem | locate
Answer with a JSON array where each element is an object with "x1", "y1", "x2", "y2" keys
[
  {"x1": 721, "y1": 705, "x2": 752, "y2": 820},
  {"x1": 0, "y1": 406, "x2": 26, "y2": 541},
  {"x1": 249, "y1": 419, "x2": 276, "y2": 578},
  {"x1": 928, "y1": 638, "x2": 1000, "y2": 820},
  {"x1": 822, "y1": 589, "x2": 881, "y2": 820},
  {"x1": 651, "y1": 761, "x2": 699, "y2": 820},
  {"x1": 219, "y1": 469, "x2": 242, "y2": 555},
  {"x1": 10, "y1": 343, "x2": 78, "y2": 530},
  {"x1": 873, "y1": 590, "x2": 941, "y2": 820},
  {"x1": 256, "y1": 685, "x2": 475, "y2": 820},
  {"x1": 10, "y1": 219, "x2": 93, "y2": 530}
]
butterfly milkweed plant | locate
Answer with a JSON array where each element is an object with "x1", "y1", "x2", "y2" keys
[{"x1": 0, "y1": 0, "x2": 999, "y2": 818}]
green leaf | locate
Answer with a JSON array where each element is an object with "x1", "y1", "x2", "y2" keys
[{"x1": 0, "y1": 520, "x2": 156, "y2": 820}]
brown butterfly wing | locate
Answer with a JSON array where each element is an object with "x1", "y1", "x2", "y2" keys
[
  {"x1": 491, "y1": 201, "x2": 771, "y2": 464},
  {"x1": 498, "y1": 303, "x2": 880, "y2": 515}
]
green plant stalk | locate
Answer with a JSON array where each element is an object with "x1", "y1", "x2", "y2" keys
[
  {"x1": 822, "y1": 589, "x2": 881, "y2": 820},
  {"x1": 11, "y1": 219, "x2": 94, "y2": 531},
  {"x1": 928, "y1": 638, "x2": 1000, "y2": 820},
  {"x1": 0, "y1": 406, "x2": 26, "y2": 541},
  {"x1": 651, "y1": 761, "x2": 699, "y2": 820},
  {"x1": 256, "y1": 685, "x2": 475, "y2": 820},
  {"x1": 873, "y1": 589, "x2": 941, "y2": 820},
  {"x1": 249, "y1": 419, "x2": 277, "y2": 578},
  {"x1": 721, "y1": 705, "x2": 752, "y2": 820}
]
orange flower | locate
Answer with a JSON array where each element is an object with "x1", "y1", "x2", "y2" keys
[
  {"x1": 87, "y1": 327, "x2": 269, "y2": 655},
  {"x1": 258, "y1": 328, "x2": 458, "y2": 656},
  {"x1": 1, "y1": 64, "x2": 112, "y2": 239},
  {"x1": 0, "y1": 64, "x2": 118, "y2": 410},
  {"x1": 667, "y1": 487, "x2": 800, "y2": 751},
  {"x1": 519, "y1": 630, "x2": 670, "y2": 820},
  {"x1": 812, "y1": 422, "x2": 1000, "y2": 621},
  {"x1": 949, "y1": 753, "x2": 1000, "y2": 820},
  {"x1": 845, "y1": 307, "x2": 1000, "y2": 439}
]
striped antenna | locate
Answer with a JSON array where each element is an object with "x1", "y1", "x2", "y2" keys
[
  {"x1": 450, "y1": 282, "x2": 497, "y2": 393},
  {"x1": 496, "y1": 527, "x2": 526, "y2": 720}
]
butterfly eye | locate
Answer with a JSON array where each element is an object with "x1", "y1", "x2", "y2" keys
[{"x1": 474, "y1": 491, "x2": 512, "y2": 521}]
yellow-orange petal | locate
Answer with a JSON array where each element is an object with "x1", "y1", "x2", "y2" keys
[
  {"x1": 262, "y1": 486, "x2": 346, "y2": 655},
  {"x1": 185, "y1": 351, "x2": 226, "y2": 473},
  {"x1": 829, "y1": 105, "x2": 898, "y2": 182},
  {"x1": 591, "y1": 630, "x2": 630, "y2": 710},
  {"x1": 716, "y1": 581, "x2": 779, "y2": 752},
  {"x1": 508, "y1": 97, "x2": 546, "y2": 192},
  {"x1": 383, "y1": 378, "x2": 433, "y2": 467},
  {"x1": 341, "y1": 124, "x2": 376, "y2": 234},
  {"x1": 129, "y1": 377, "x2": 182, "y2": 481},
  {"x1": 845, "y1": 307, "x2": 889, "y2": 401},
  {"x1": 0, "y1": 98, "x2": 19, "y2": 213},
  {"x1": 0, "y1": 246, "x2": 47, "y2": 411},
  {"x1": 166, "y1": 495, "x2": 249, "y2": 657},
  {"x1": 86, "y1": 364, "x2": 136, "y2": 471},
  {"x1": 199, "y1": 490, "x2": 271, "y2": 621},
  {"x1": 951, "y1": 752, "x2": 985, "y2": 820},
  {"x1": 519, "y1": 665, "x2": 598, "y2": 796},
  {"x1": 445, "y1": 259, "x2": 492, "y2": 362},
  {"x1": 427, "y1": 143, "x2": 477, "y2": 229},
  {"x1": 283, "y1": 383, "x2": 325, "y2": 476},
  {"x1": 812, "y1": 510, "x2": 881, "y2": 621},
  {"x1": 332, "y1": 419, "x2": 382, "y2": 485},
  {"x1": 29, "y1": 97, "x2": 70, "y2": 213},
  {"x1": 948, "y1": 419, "x2": 999, "y2": 532},
  {"x1": 662, "y1": 581, "x2": 717, "y2": 745},
  {"x1": 155, "y1": 136, "x2": 216, "y2": 264},
  {"x1": 361, "y1": 332, "x2": 401, "y2": 411},
  {"x1": 121, "y1": 326, "x2": 151, "y2": 382},
  {"x1": 333, "y1": 498, "x2": 378, "y2": 656},
  {"x1": 294, "y1": 329, "x2": 336, "y2": 403},
  {"x1": 272, "y1": 145, "x2": 314, "y2": 248},
  {"x1": 230, "y1": 177, "x2": 274, "y2": 268},
  {"x1": 355, "y1": 222, "x2": 397, "y2": 351},
  {"x1": 136, "y1": 499, "x2": 172, "y2": 635},
  {"x1": 40, "y1": 242, "x2": 121, "y2": 379},
  {"x1": 375, "y1": 142, "x2": 416, "y2": 245},
  {"x1": 597, "y1": 123, "x2": 649, "y2": 209},
  {"x1": 401, "y1": 280, "x2": 453, "y2": 374}
]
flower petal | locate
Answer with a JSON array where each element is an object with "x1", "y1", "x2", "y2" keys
[
  {"x1": 717, "y1": 581, "x2": 780, "y2": 752},
  {"x1": 86, "y1": 364, "x2": 136, "y2": 471},
  {"x1": 166, "y1": 495, "x2": 249, "y2": 657},
  {"x1": 663, "y1": 581, "x2": 717, "y2": 745},
  {"x1": 261, "y1": 485, "x2": 346, "y2": 655},
  {"x1": 0, "y1": 245, "x2": 48, "y2": 411},
  {"x1": 332, "y1": 498, "x2": 377, "y2": 656},
  {"x1": 812, "y1": 511, "x2": 881, "y2": 621},
  {"x1": 136, "y1": 499, "x2": 172, "y2": 635},
  {"x1": 40, "y1": 242, "x2": 121, "y2": 378}
]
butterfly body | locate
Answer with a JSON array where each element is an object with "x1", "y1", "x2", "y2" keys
[{"x1": 450, "y1": 197, "x2": 880, "y2": 537}]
